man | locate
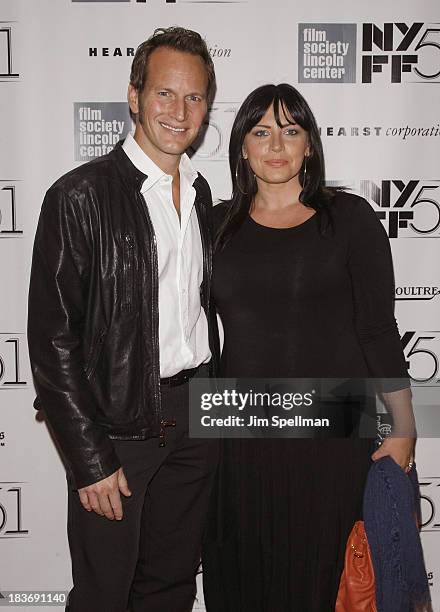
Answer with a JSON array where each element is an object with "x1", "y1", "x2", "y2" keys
[{"x1": 28, "y1": 27, "x2": 220, "y2": 612}]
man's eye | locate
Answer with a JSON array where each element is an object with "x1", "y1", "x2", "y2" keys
[
  {"x1": 187, "y1": 95, "x2": 202, "y2": 102},
  {"x1": 158, "y1": 91, "x2": 170, "y2": 97}
]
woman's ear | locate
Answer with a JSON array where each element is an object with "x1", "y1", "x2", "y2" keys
[{"x1": 305, "y1": 143, "x2": 311, "y2": 159}]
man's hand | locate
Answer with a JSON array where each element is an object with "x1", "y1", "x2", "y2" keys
[{"x1": 78, "y1": 468, "x2": 131, "y2": 520}]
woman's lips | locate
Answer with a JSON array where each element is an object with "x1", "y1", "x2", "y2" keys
[{"x1": 265, "y1": 159, "x2": 288, "y2": 167}]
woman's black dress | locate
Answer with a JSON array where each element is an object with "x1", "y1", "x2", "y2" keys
[{"x1": 202, "y1": 192, "x2": 409, "y2": 612}]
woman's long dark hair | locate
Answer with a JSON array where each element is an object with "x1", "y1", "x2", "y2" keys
[{"x1": 216, "y1": 83, "x2": 336, "y2": 250}]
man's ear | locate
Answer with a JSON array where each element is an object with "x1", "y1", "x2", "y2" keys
[{"x1": 127, "y1": 84, "x2": 139, "y2": 115}]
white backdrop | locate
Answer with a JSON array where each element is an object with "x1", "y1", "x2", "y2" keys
[{"x1": 1, "y1": 0, "x2": 439, "y2": 610}]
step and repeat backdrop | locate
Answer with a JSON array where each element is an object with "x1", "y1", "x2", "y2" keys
[{"x1": 1, "y1": 0, "x2": 439, "y2": 609}]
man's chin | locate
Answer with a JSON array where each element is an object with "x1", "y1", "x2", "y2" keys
[
  {"x1": 160, "y1": 141, "x2": 193, "y2": 156},
  {"x1": 159, "y1": 129, "x2": 197, "y2": 151}
]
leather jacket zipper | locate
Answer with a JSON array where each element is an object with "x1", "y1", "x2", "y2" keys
[
  {"x1": 150, "y1": 228, "x2": 162, "y2": 438},
  {"x1": 134, "y1": 192, "x2": 162, "y2": 436},
  {"x1": 122, "y1": 233, "x2": 134, "y2": 311}
]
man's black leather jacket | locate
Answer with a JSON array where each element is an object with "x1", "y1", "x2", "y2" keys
[{"x1": 28, "y1": 141, "x2": 220, "y2": 490}]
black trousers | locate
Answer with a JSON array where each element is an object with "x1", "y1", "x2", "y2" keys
[{"x1": 66, "y1": 370, "x2": 218, "y2": 612}]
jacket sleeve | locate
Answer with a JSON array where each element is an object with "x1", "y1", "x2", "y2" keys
[
  {"x1": 27, "y1": 186, "x2": 121, "y2": 489},
  {"x1": 346, "y1": 195, "x2": 410, "y2": 392}
]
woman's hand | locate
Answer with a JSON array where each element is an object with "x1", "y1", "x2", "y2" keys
[{"x1": 371, "y1": 436, "x2": 415, "y2": 473}]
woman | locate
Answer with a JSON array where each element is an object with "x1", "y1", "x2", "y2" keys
[{"x1": 202, "y1": 84, "x2": 415, "y2": 611}]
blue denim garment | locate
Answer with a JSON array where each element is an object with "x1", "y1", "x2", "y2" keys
[{"x1": 363, "y1": 456, "x2": 431, "y2": 612}]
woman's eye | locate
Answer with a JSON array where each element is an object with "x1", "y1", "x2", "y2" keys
[
  {"x1": 253, "y1": 130, "x2": 269, "y2": 137},
  {"x1": 285, "y1": 128, "x2": 298, "y2": 136}
]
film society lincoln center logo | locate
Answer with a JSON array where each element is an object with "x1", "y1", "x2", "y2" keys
[
  {"x1": 74, "y1": 103, "x2": 132, "y2": 162},
  {"x1": 299, "y1": 22, "x2": 440, "y2": 84},
  {"x1": 298, "y1": 24, "x2": 357, "y2": 83}
]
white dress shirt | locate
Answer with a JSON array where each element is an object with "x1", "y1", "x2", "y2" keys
[{"x1": 122, "y1": 133, "x2": 211, "y2": 377}]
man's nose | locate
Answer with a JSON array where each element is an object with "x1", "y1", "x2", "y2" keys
[{"x1": 170, "y1": 97, "x2": 186, "y2": 122}]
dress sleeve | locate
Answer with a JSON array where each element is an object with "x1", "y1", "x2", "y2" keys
[{"x1": 346, "y1": 195, "x2": 409, "y2": 391}]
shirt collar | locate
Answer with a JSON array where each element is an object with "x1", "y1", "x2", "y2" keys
[{"x1": 122, "y1": 132, "x2": 198, "y2": 194}]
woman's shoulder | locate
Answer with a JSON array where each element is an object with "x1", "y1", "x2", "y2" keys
[
  {"x1": 328, "y1": 188, "x2": 370, "y2": 210},
  {"x1": 327, "y1": 189, "x2": 378, "y2": 225},
  {"x1": 325, "y1": 189, "x2": 389, "y2": 244}
]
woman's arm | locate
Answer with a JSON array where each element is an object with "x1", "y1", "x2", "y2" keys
[
  {"x1": 373, "y1": 387, "x2": 416, "y2": 471},
  {"x1": 345, "y1": 194, "x2": 416, "y2": 469}
]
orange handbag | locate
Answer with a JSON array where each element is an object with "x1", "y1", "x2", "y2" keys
[{"x1": 335, "y1": 520, "x2": 377, "y2": 612}]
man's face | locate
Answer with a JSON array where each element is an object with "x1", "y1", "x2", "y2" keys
[{"x1": 128, "y1": 46, "x2": 209, "y2": 170}]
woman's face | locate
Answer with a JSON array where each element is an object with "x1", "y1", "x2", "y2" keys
[{"x1": 242, "y1": 102, "x2": 310, "y2": 188}]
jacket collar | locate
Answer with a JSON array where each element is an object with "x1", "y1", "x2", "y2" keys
[
  {"x1": 110, "y1": 139, "x2": 148, "y2": 193},
  {"x1": 110, "y1": 138, "x2": 204, "y2": 198}
]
